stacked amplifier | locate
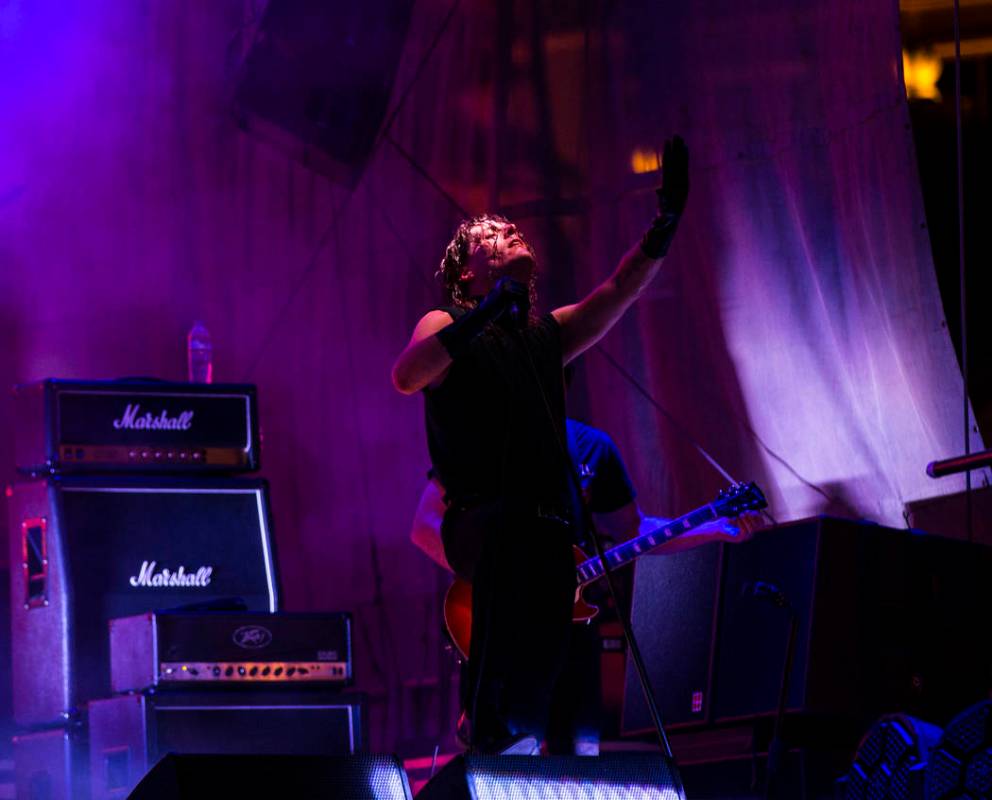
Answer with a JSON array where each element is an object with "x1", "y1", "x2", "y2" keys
[{"x1": 6, "y1": 379, "x2": 360, "y2": 799}]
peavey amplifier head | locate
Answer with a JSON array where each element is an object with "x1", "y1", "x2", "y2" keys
[
  {"x1": 7, "y1": 475, "x2": 279, "y2": 726},
  {"x1": 13, "y1": 378, "x2": 260, "y2": 474},
  {"x1": 110, "y1": 611, "x2": 352, "y2": 693}
]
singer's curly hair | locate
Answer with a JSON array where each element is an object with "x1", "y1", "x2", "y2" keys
[
  {"x1": 436, "y1": 214, "x2": 538, "y2": 310},
  {"x1": 436, "y1": 214, "x2": 508, "y2": 308}
]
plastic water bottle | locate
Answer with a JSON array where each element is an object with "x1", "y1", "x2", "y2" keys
[{"x1": 187, "y1": 321, "x2": 213, "y2": 383}]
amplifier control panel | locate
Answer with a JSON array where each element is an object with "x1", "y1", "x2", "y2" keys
[{"x1": 160, "y1": 661, "x2": 349, "y2": 683}]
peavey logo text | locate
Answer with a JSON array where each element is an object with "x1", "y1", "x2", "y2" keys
[
  {"x1": 129, "y1": 560, "x2": 213, "y2": 588},
  {"x1": 113, "y1": 404, "x2": 194, "y2": 431},
  {"x1": 233, "y1": 626, "x2": 273, "y2": 650}
]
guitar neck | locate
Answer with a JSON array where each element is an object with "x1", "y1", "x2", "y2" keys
[{"x1": 575, "y1": 503, "x2": 721, "y2": 587}]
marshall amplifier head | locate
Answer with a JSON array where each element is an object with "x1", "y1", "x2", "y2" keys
[
  {"x1": 110, "y1": 611, "x2": 352, "y2": 693},
  {"x1": 7, "y1": 475, "x2": 279, "y2": 727},
  {"x1": 13, "y1": 378, "x2": 260, "y2": 474}
]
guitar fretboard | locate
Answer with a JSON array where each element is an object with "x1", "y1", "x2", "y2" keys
[{"x1": 575, "y1": 504, "x2": 720, "y2": 585}]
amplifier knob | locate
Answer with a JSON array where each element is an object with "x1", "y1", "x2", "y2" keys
[
  {"x1": 298, "y1": 668, "x2": 309, "y2": 675},
  {"x1": 286, "y1": 667, "x2": 296, "y2": 677},
  {"x1": 188, "y1": 667, "x2": 199, "y2": 676},
  {"x1": 261, "y1": 666, "x2": 271, "y2": 676},
  {"x1": 224, "y1": 666, "x2": 234, "y2": 677},
  {"x1": 238, "y1": 666, "x2": 246, "y2": 676},
  {"x1": 274, "y1": 667, "x2": 283, "y2": 676},
  {"x1": 212, "y1": 666, "x2": 221, "y2": 677},
  {"x1": 249, "y1": 666, "x2": 258, "y2": 677}
]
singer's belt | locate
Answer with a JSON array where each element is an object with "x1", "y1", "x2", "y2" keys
[
  {"x1": 534, "y1": 505, "x2": 572, "y2": 527},
  {"x1": 444, "y1": 494, "x2": 572, "y2": 528}
]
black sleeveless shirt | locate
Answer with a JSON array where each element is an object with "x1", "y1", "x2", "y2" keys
[{"x1": 424, "y1": 309, "x2": 574, "y2": 518}]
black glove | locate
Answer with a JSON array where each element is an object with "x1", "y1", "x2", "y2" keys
[
  {"x1": 641, "y1": 135, "x2": 689, "y2": 259},
  {"x1": 437, "y1": 277, "x2": 529, "y2": 360}
]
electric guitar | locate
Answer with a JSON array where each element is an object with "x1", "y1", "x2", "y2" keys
[{"x1": 443, "y1": 481, "x2": 767, "y2": 659}]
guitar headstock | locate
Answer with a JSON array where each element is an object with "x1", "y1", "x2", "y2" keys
[{"x1": 713, "y1": 482, "x2": 768, "y2": 518}]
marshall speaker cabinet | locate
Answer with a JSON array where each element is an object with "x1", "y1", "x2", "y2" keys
[
  {"x1": 13, "y1": 379, "x2": 260, "y2": 474},
  {"x1": 7, "y1": 475, "x2": 278, "y2": 726}
]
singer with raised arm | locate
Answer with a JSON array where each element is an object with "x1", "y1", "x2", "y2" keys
[{"x1": 391, "y1": 137, "x2": 690, "y2": 754}]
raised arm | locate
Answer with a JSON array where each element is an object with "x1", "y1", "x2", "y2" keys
[{"x1": 552, "y1": 136, "x2": 689, "y2": 364}]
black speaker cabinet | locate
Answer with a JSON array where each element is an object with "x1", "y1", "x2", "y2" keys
[
  {"x1": 621, "y1": 543, "x2": 722, "y2": 730},
  {"x1": 7, "y1": 476, "x2": 279, "y2": 726},
  {"x1": 623, "y1": 517, "x2": 992, "y2": 734},
  {"x1": 88, "y1": 691, "x2": 366, "y2": 799},
  {"x1": 129, "y1": 753, "x2": 409, "y2": 800}
]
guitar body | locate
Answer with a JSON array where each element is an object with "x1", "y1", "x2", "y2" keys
[
  {"x1": 444, "y1": 545, "x2": 598, "y2": 660},
  {"x1": 441, "y1": 482, "x2": 766, "y2": 661}
]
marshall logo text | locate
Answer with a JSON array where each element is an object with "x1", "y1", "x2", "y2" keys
[
  {"x1": 113, "y1": 404, "x2": 194, "y2": 431},
  {"x1": 129, "y1": 560, "x2": 213, "y2": 588}
]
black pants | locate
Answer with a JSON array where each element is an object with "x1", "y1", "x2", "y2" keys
[
  {"x1": 546, "y1": 618, "x2": 602, "y2": 754},
  {"x1": 443, "y1": 501, "x2": 576, "y2": 749}
]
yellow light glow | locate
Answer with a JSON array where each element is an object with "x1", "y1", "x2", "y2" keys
[
  {"x1": 631, "y1": 148, "x2": 661, "y2": 174},
  {"x1": 903, "y1": 49, "x2": 942, "y2": 101}
]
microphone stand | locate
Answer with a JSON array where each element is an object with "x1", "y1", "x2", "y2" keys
[
  {"x1": 513, "y1": 329, "x2": 678, "y2": 766},
  {"x1": 748, "y1": 583, "x2": 799, "y2": 800}
]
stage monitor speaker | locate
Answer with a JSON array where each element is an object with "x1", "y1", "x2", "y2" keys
[
  {"x1": 415, "y1": 754, "x2": 685, "y2": 800},
  {"x1": 7, "y1": 476, "x2": 278, "y2": 727},
  {"x1": 128, "y1": 753, "x2": 411, "y2": 800},
  {"x1": 621, "y1": 544, "x2": 722, "y2": 730},
  {"x1": 89, "y1": 691, "x2": 366, "y2": 799},
  {"x1": 235, "y1": 0, "x2": 415, "y2": 186},
  {"x1": 926, "y1": 700, "x2": 992, "y2": 800},
  {"x1": 841, "y1": 714, "x2": 942, "y2": 800},
  {"x1": 623, "y1": 517, "x2": 992, "y2": 734}
]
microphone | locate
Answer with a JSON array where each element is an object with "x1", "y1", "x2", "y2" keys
[
  {"x1": 496, "y1": 278, "x2": 529, "y2": 329},
  {"x1": 508, "y1": 300, "x2": 527, "y2": 329}
]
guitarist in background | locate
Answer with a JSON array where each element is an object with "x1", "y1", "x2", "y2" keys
[
  {"x1": 410, "y1": 415, "x2": 759, "y2": 755},
  {"x1": 391, "y1": 137, "x2": 691, "y2": 754}
]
